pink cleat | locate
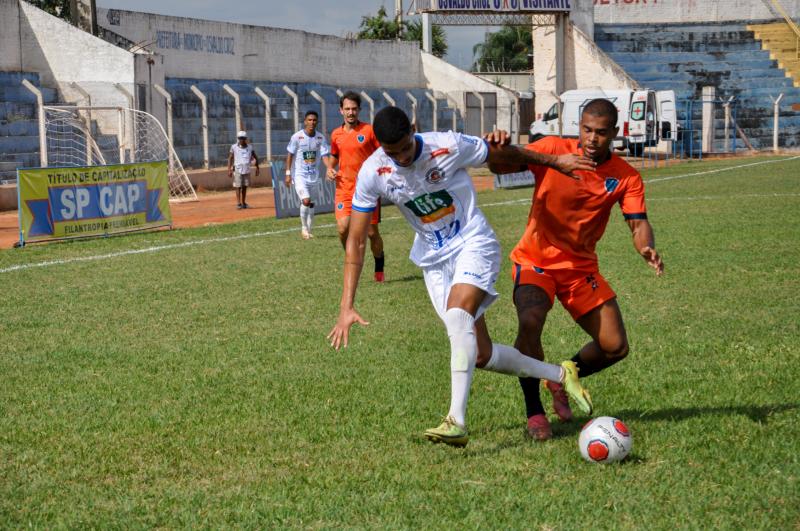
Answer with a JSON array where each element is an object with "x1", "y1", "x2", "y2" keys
[
  {"x1": 545, "y1": 380, "x2": 573, "y2": 422},
  {"x1": 526, "y1": 413, "x2": 552, "y2": 441}
]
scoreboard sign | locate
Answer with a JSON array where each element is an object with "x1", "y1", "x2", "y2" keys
[{"x1": 432, "y1": 0, "x2": 572, "y2": 12}]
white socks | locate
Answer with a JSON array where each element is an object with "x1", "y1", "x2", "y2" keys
[
  {"x1": 299, "y1": 204, "x2": 314, "y2": 233},
  {"x1": 482, "y1": 343, "x2": 563, "y2": 383},
  {"x1": 443, "y1": 308, "x2": 477, "y2": 428}
]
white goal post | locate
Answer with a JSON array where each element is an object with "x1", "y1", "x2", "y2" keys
[{"x1": 41, "y1": 105, "x2": 197, "y2": 202}]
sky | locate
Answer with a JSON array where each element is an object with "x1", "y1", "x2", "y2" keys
[{"x1": 96, "y1": 0, "x2": 493, "y2": 70}]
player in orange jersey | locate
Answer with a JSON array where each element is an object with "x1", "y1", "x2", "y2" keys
[
  {"x1": 326, "y1": 92, "x2": 385, "y2": 282},
  {"x1": 491, "y1": 98, "x2": 664, "y2": 440}
]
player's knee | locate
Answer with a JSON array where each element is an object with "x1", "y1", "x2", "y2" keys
[
  {"x1": 602, "y1": 336, "x2": 629, "y2": 359},
  {"x1": 517, "y1": 309, "x2": 546, "y2": 336},
  {"x1": 301, "y1": 198, "x2": 311, "y2": 207}
]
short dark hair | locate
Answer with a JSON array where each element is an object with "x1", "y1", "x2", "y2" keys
[
  {"x1": 582, "y1": 98, "x2": 618, "y2": 127},
  {"x1": 373, "y1": 106, "x2": 411, "y2": 144},
  {"x1": 340, "y1": 91, "x2": 361, "y2": 108},
  {"x1": 304, "y1": 110, "x2": 319, "y2": 119}
]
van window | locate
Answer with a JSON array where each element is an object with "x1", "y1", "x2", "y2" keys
[
  {"x1": 543, "y1": 103, "x2": 559, "y2": 122},
  {"x1": 631, "y1": 101, "x2": 645, "y2": 120}
]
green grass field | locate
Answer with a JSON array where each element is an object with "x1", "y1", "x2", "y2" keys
[{"x1": 1, "y1": 155, "x2": 798, "y2": 528}]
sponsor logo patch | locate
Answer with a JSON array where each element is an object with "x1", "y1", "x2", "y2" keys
[
  {"x1": 377, "y1": 166, "x2": 393, "y2": 176},
  {"x1": 357, "y1": 134, "x2": 365, "y2": 143},
  {"x1": 605, "y1": 178, "x2": 620, "y2": 194}
]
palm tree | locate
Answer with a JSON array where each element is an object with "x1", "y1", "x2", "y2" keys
[
  {"x1": 472, "y1": 25, "x2": 532, "y2": 72},
  {"x1": 357, "y1": 7, "x2": 448, "y2": 59}
]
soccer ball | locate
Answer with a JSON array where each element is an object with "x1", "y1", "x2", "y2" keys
[{"x1": 579, "y1": 416, "x2": 632, "y2": 463}]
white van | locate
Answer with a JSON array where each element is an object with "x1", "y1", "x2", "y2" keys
[{"x1": 530, "y1": 89, "x2": 677, "y2": 155}]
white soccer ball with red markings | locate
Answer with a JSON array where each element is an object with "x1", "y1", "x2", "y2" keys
[{"x1": 579, "y1": 416, "x2": 633, "y2": 463}]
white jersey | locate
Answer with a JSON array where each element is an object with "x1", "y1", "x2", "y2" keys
[
  {"x1": 287, "y1": 129, "x2": 330, "y2": 185},
  {"x1": 353, "y1": 131, "x2": 495, "y2": 267},
  {"x1": 230, "y1": 143, "x2": 255, "y2": 174}
]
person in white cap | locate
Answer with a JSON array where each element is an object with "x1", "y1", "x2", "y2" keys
[
  {"x1": 285, "y1": 110, "x2": 331, "y2": 239},
  {"x1": 227, "y1": 130, "x2": 260, "y2": 209}
]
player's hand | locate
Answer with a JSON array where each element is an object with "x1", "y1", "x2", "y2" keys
[
  {"x1": 227, "y1": 169, "x2": 233, "y2": 178},
  {"x1": 327, "y1": 308, "x2": 369, "y2": 350},
  {"x1": 554, "y1": 153, "x2": 596, "y2": 179},
  {"x1": 640, "y1": 246, "x2": 664, "y2": 276},
  {"x1": 326, "y1": 167, "x2": 337, "y2": 181},
  {"x1": 255, "y1": 167, "x2": 260, "y2": 177},
  {"x1": 483, "y1": 130, "x2": 511, "y2": 146},
  {"x1": 284, "y1": 176, "x2": 292, "y2": 188}
]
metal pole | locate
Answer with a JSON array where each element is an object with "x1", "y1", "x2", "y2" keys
[
  {"x1": 382, "y1": 91, "x2": 396, "y2": 107},
  {"x1": 425, "y1": 91, "x2": 437, "y2": 132},
  {"x1": 114, "y1": 83, "x2": 136, "y2": 163},
  {"x1": 153, "y1": 84, "x2": 174, "y2": 170},
  {"x1": 22, "y1": 79, "x2": 47, "y2": 167},
  {"x1": 282, "y1": 85, "x2": 299, "y2": 133},
  {"x1": 723, "y1": 99, "x2": 731, "y2": 153},
  {"x1": 254, "y1": 87, "x2": 272, "y2": 162},
  {"x1": 336, "y1": 89, "x2": 344, "y2": 99},
  {"x1": 773, "y1": 93, "x2": 784, "y2": 153},
  {"x1": 70, "y1": 82, "x2": 93, "y2": 165},
  {"x1": 360, "y1": 91, "x2": 375, "y2": 123},
  {"x1": 445, "y1": 93, "x2": 459, "y2": 132},
  {"x1": 471, "y1": 91, "x2": 485, "y2": 135},
  {"x1": 309, "y1": 90, "x2": 327, "y2": 135},
  {"x1": 223, "y1": 83, "x2": 242, "y2": 132},
  {"x1": 406, "y1": 92, "x2": 418, "y2": 126},
  {"x1": 190, "y1": 85, "x2": 210, "y2": 170}
]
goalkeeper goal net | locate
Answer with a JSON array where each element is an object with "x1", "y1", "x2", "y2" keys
[{"x1": 42, "y1": 105, "x2": 197, "y2": 202}]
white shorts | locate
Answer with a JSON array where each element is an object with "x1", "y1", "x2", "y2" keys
[
  {"x1": 422, "y1": 235, "x2": 501, "y2": 322},
  {"x1": 233, "y1": 171, "x2": 250, "y2": 188},
  {"x1": 294, "y1": 179, "x2": 319, "y2": 202}
]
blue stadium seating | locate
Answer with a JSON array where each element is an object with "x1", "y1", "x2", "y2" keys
[
  {"x1": 595, "y1": 22, "x2": 800, "y2": 150},
  {"x1": 164, "y1": 78, "x2": 461, "y2": 169},
  {"x1": 0, "y1": 71, "x2": 57, "y2": 181}
]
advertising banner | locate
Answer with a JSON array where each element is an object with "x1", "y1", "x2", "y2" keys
[
  {"x1": 495, "y1": 170, "x2": 536, "y2": 189},
  {"x1": 433, "y1": 0, "x2": 572, "y2": 12},
  {"x1": 271, "y1": 160, "x2": 337, "y2": 219},
  {"x1": 18, "y1": 161, "x2": 172, "y2": 245}
]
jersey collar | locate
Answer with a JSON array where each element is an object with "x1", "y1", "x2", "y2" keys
[{"x1": 413, "y1": 134, "x2": 424, "y2": 163}]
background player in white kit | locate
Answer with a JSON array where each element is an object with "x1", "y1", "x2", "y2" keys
[
  {"x1": 285, "y1": 111, "x2": 331, "y2": 239},
  {"x1": 328, "y1": 107, "x2": 597, "y2": 447}
]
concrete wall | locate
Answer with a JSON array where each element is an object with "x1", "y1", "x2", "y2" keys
[
  {"x1": 421, "y1": 52, "x2": 516, "y2": 136},
  {"x1": 533, "y1": 22, "x2": 638, "y2": 116},
  {"x1": 96, "y1": 8, "x2": 425, "y2": 89},
  {"x1": 594, "y1": 0, "x2": 800, "y2": 24},
  {"x1": 0, "y1": 0, "x2": 22, "y2": 71},
  {"x1": 18, "y1": 1, "x2": 135, "y2": 107}
]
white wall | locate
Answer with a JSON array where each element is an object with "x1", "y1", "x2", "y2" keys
[
  {"x1": 533, "y1": 22, "x2": 638, "y2": 116},
  {"x1": 422, "y1": 52, "x2": 516, "y2": 135},
  {"x1": 594, "y1": 0, "x2": 800, "y2": 24},
  {"x1": 97, "y1": 8, "x2": 425, "y2": 88},
  {"x1": 0, "y1": 0, "x2": 22, "y2": 71},
  {"x1": 19, "y1": 1, "x2": 135, "y2": 107}
]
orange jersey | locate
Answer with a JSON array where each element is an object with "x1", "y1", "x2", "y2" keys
[
  {"x1": 329, "y1": 122, "x2": 380, "y2": 199},
  {"x1": 510, "y1": 137, "x2": 647, "y2": 270}
]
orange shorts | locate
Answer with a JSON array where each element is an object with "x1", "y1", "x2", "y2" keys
[
  {"x1": 335, "y1": 196, "x2": 380, "y2": 224},
  {"x1": 512, "y1": 263, "x2": 616, "y2": 320}
]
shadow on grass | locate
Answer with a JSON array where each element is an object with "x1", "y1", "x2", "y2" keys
[{"x1": 387, "y1": 274, "x2": 423, "y2": 283}]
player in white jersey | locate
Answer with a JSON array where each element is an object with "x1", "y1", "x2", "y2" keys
[
  {"x1": 328, "y1": 107, "x2": 597, "y2": 447},
  {"x1": 286, "y1": 111, "x2": 331, "y2": 239}
]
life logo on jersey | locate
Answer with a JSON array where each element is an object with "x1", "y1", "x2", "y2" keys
[
  {"x1": 404, "y1": 190, "x2": 454, "y2": 224},
  {"x1": 425, "y1": 167, "x2": 445, "y2": 184},
  {"x1": 604, "y1": 178, "x2": 620, "y2": 194},
  {"x1": 357, "y1": 134, "x2": 365, "y2": 143}
]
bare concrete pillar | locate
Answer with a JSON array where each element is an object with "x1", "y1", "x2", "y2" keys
[{"x1": 702, "y1": 86, "x2": 716, "y2": 153}]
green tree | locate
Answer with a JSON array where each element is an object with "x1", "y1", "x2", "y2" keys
[
  {"x1": 472, "y1": 25, "x2": 532, "y2": 72},
  {"x1": 24, "y1": 0, "x2": 71, "y2": 20},
  {"x1": 357, "y1": 7, "x2": 448, "y2": 59}
]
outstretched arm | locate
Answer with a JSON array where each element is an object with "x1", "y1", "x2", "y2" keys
[
  {"x1": 328, "y1": 209, "x2": 372, "y2": 349},
  {"x1": 627, "y1": 218, "x2": 664, "y2": 276},
  {"x1": 484, "y1": 131, "x2": 596, "y2": 178}
]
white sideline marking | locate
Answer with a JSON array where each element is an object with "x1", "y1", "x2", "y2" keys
[
  {"x1": 645, "y1": 155, "x2": 800, "y2": 184},
  {"x1": 2, "y1": 165, "x2": 799, "y2": 275}
]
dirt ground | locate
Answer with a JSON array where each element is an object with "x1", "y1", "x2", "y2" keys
[{"x1": 0, "y1": 174, "x2": 496, "y2": 249}]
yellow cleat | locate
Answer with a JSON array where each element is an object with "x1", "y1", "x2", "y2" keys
[
  {"x1": 424, "y1": 415, "x2": 469, "y2": 448},
  {"x1": 560, "y1": 361, "x2": 593, "y2": 415}
]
